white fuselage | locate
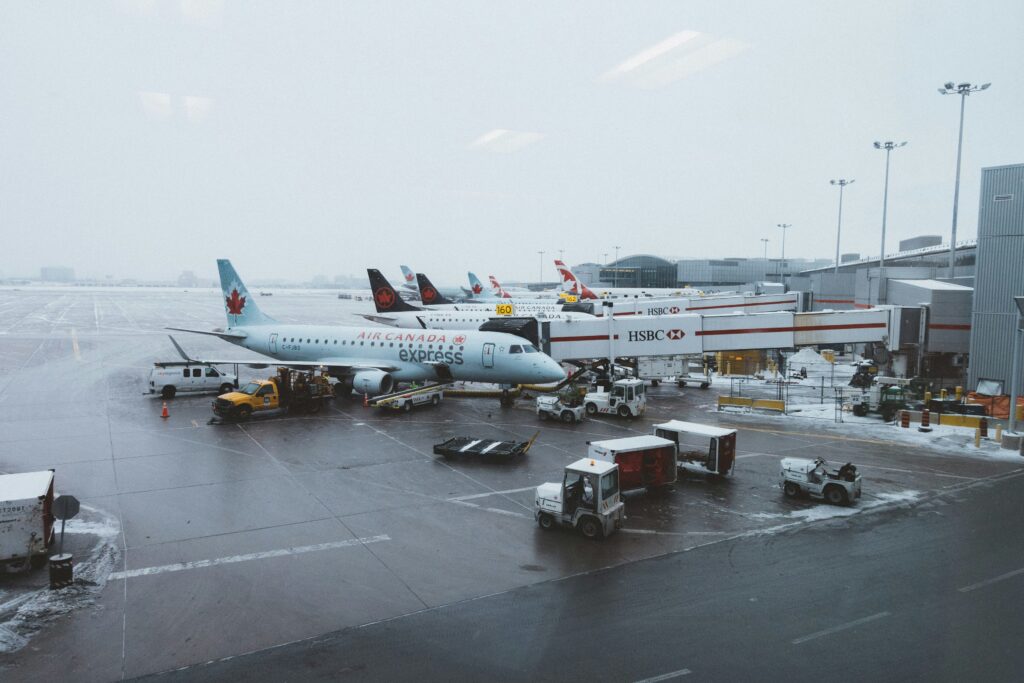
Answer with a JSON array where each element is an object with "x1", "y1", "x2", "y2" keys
[
  {"x1": 422, "y1": 301, "x2": 566, "y2": 313},
  {"x1": 367, "y1": 310, "x2": 594, "y2": 330},
  {"x1": 225, "y1": 323, "x2": 564, "y2": 384}
]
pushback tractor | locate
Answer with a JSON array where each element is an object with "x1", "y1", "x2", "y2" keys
[{"x1": 535, "y1": 458, "x2": 624, "y2": 539}]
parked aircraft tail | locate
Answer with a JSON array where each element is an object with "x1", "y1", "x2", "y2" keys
[
  {"x1": 216, "y1": 259, "x2": 276, "y2": 327},
  {"x1": 416, "y1": 273, "x2": 455, "y2": 305},
  {"x1": 367, "y1": 269, "x2": 422, "y2": 313},
  {"x1": 467, "y1": 272, "x2": 486, "y2": 297},
  {"x1": 488, "y1": 275, "x2": 512, "y2": 299},
  {"x1": 554, "y1": 260, "x2": 598, "y2": 300}
]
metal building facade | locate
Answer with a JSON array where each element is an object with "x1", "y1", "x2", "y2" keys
[{"x1": 967, "y1": 164, "x2": 1024, "y2": 392}]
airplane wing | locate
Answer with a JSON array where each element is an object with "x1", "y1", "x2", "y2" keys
[
  {"x1": 167, "y1": 326, "x2": 248, "y2": 340},
  {"x1": 166, "y1": 336, "x2": 400, "y2": 372}
]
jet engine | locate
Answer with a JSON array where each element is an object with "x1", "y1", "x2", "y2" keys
[{"x1": 351, "y1": 370, "x2": 394, "y2": 395}]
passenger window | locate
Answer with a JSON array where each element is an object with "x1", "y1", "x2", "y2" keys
[
  {"x1": 613, "y1": 386, "x2": 625, "y2": 398},
  {"x1": 509, "y1": 345, "x2": 522, "y2": 354},
  {"x1": 206, "y1": 368, "x2": 218, "y2": 377},
  {"x1": 192, "y1": 369, "x2": 201, "y2": 378},
  {"x1": 182, "y1": 369, "x2": 189, "y2": 378}
]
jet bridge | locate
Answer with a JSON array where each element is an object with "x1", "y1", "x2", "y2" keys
[{"x1": 484, "y1": 307, "x2": 906, "y2": 363}]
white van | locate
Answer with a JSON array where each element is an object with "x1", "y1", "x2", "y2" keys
[{"x1": 149, "y1": 363, "x2": 237, "y2": 399}]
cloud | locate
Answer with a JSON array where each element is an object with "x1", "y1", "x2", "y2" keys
[
  {"x1": 470, "y1": 129, "x2": 545, "y2": 153},
  {"x1": 601, "y1": 30, "x2": 747, "y2": 89}
]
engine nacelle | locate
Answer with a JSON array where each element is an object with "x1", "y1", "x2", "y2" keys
[{"x1": 351, "y1": 370, "x2": 394, "y2": 396}]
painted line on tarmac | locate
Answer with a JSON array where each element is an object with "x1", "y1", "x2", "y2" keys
[
  {"x1": 958, "y1": 566, "x2": 1024, "y2": 593},
  {"x1": 450, "y1": 486, "x2": 537, "y2": 501},
  {"x1": 791, "y1": 611, "x2": 891, "y2": 644},
  {"x1": 621, "y1": 529, "x2": 731, "y2": 537},
  {"x1": 448, "y1": 498, "x2": 527, "y2": 519},
  {"x1": 633, "y1": 667, "x2": 692, "y2": 682},
  {"x1": 108, "y1": 535, "x2": 390, "y2": 580}
]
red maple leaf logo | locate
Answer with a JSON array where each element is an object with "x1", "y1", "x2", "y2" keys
[
  {"x1": 374, "y1": 287, "x2": 395, "y2": 309},
  {"x1": 453, "y1": 335, "x2": 466, "y2": 345},
  {"x1": 422, "y1": 287, "x2": 437, "y2": 302},
  {"x1": 225, "y1": 288, "x2": 246, "y2": 315},
  {"x1": 472, "y1": 283, "x2": 482, "y2": 294}
]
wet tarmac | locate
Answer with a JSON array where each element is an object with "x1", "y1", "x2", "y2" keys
[{"x1": 0, "y1": 287, "x2": 1019, "y2": 680}]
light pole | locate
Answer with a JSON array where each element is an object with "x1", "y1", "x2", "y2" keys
[
  {"x1": 1010, "y1": 296, "x2": 1024, "y2": 435},
  {"x1": 829, "y1": 179, "x2": 854, "y2": 274},
  {"x1": 613, "y1": 245, "x2": 621, "y2": 287},
  {"x1": 873, "y1": 142, "x2": 906, "y2": 278},
  {"x1": 776, "y1": 224, "x2": 790, "y2": 288},
  {"x1": 760, "y1": 238, "x2": 769, "y2": 278},
  {"x1": 538, "y1": 250, "x2": 544, "y2": 282},
  {"x1": 939, "y1": 81, "x2": 990, "y2": 277},
  {"x1": 558, "y1": 249, "x2": 564, "y2": 263}
]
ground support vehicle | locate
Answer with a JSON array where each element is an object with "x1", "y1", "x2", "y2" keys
[
  {"x1": 653, "y1": 420, "x2": 737, "y2": 476},
  {"x1": 433, "y1": 433, "x2": 538, "y2": 460},
  {"x1": 0, "y1": 470, "x2": 55, "y2": 571},
  {"x1": 779, "y1": 457, "x2": 861, "y2": 505},
  {"x1": 850, "y1": 376, "x2": 909, "y2": 421},
  {"x1": 587, "y1": 436, "x2": 677, "y2": 491},
  {"x1": 536, "y1": 395, "x2": 584, "y2": 423},
  {"x1": 149, "y1": 362, "x2": 237, "y2": 399},
  {"x1": 212, "y1": 368, "x2": 332, "y2": 421},
  {"x1": 373, "y1": 384, "x2": 445, "y2": 412},
  {"x1": 535, "y1": 458, "x2": 625, "y2": 539},
  {"x1": 583, "y1": 378, "x2": 646, "y2": 418}
]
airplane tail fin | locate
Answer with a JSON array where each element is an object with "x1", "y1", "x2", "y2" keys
[
  {"x1": 553, "y1": 260, "x2": 598, "y2": 300},
  {"x1": 367, "y1": 269, "x2": 422, "y2": 313},
  {"x1": 399, "y1": 265, "x2": 416, "y2": 288},
  {"x1": 217, "y1": 259, "x2": 275, "y2": 327},
  {"x1": 488, "y1": 275, "x2": 511, "y2": 299},
  {"x1": 467, "y1": 272, "x2": 485, "y2": 297},
  {"x1": 416, "y1": 273, "x2": 455, "y2": 305}
]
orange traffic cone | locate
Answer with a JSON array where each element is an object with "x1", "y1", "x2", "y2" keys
[
  {"x1": 362, "y1": 393, "x2": 369, "y2": 408},
  {"x1": 161, "y1": 402, "x2": 169, "y2": 419}
]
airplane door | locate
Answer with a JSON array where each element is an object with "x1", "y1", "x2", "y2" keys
[
  {"x1": 482, "y1": 343, "x2": 495, "y2": 368},
  {"x1": 269, "y1": 333, "x2": 278, "y2": 354}
]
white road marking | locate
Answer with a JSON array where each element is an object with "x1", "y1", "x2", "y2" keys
[
  {"x1": 621, "y1": 529, "x2": 731, "y2": 537},
  {"x1": 958, "y1": 566, "x2": 1024, "y2": 593},
  {"x1": 71, "y1": 327, "x2": 81, "y2": 360},
  {"x1": 634, "y1": 668, "x2": 692, "y2": 682},
  {"x1": 791, "y1": 611, "x2": 891, "y2": 644},
  {"x1": 108, "y1": 535, "x2": 390, "y2": 580},
  {"x1": 450, "y1": 486, "x2": 537, "y2": 501}
]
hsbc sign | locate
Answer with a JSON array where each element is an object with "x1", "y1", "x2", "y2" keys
[{"x1": 627, "y1": 329, "x2": 686, "y2": 342}]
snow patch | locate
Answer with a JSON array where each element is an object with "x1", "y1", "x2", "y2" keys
[{"x1": 0, "y1": 504, "x2": 122, "y2": 654}]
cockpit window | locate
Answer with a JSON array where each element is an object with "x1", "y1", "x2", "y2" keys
[
  {"x1": 509, "y1": 345, "x2": 523, "y2": 354},
  {"x1": 523, "y1": 345, "x2": 539, "y2": 353}
]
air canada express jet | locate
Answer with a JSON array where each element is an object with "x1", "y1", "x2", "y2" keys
[{"x1": 169, "y1": 260, "x2": 565, "y2": 395}]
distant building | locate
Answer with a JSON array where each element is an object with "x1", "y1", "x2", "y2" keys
[
  {"x1": 177, "y1": 270, "x2": 198, "y2": 287},
  {"x1": 40, "y1": 266, "x2": 75, "y2": 282},
  {"x1": 898, "y1": 235, "x2": 942, "y2": 251}
]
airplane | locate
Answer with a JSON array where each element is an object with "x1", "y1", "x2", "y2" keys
[
  {"x1": 362, "y1": 269, "x2": 572, "y2": 325},
  {"x1": 168, "y1": 260, "x2": 566, "y2": 395},
  {"x1": 554, "y1": 260, "x2": 701, "y2": 299},
  {"x1": 398, "y1": 265, "x2": 419, "y2": 293}
]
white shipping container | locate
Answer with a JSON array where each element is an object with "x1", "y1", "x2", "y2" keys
[
  {"x1": 637, "y1": 356, "x2": 685, "y2": 379},
  {"x1": 0, "y1": 470, "x2": 55, "y2": 568}
]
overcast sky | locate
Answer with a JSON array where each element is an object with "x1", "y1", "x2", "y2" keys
[{"x1": 2, "y1": 1, "x2": 1022, "y2": 285}]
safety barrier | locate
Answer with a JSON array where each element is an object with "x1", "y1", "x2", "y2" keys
[
  {"x1": 717, "y1": 396, "x2": 753, "y2": 410},
  {"x1": 752, "y1": 399, "x2": 785, "y2": 412},
  {"x1": 937, "y1": 413, "x2": 985, "y2": 429}
]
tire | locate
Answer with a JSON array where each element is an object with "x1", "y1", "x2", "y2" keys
[
  {"x1": 560, "y1": 410, "x2": 574, "y2": 423},
  {"x1": 403, "y1": 401, "x2": 412, "y2": 413},
  {"x1": 307, "y1": 401, "x2": 322, "y2": 415},
  {"x1": 537, "y1": 513, "x2": 555, "y2": 531},
  {"x1": 700, "y1": 383, "x2": 710, "y2": 390},
  {"x1": 852, "y1": 403, "x2": 867, "y2": 417},
  {"x1": 237, "y1": 405, "x2": 252, "y2": 422},
  {"x1": 578, "y1": 516, "x2": 603, "y2": 540},
  {"x1": 824, "y1": 485, "x2": 848, "y2": 506},
  {"x1": 651, "y1": 379, "x2": 660, "y2": 387},
  {"x1": 784, "y1": 481, "x2": 801, "y2": 499},
  {"x1": 219, "y1": 384, "x2": 234, "y2": 395},
  {"x1": 617, "y1": 405, "x2": 631, "y2": 418},
  {"x1": 585, "y1": 403, "x2": 597, "y2": 415},
  {"x1": 161, "y1": 385, "x2": 176, "y2": 399},
  {"x1": 431, "y1": 394, "x2": 440, "y2": 406},
  {"x1": 538, "y1": 411, "x2": 548, "y2": 421},
  {"x1": 30, "y1": 554, "x2": 48, "y2": 570},
  {"x1": 881, "y1": 407, "x2": 896, "y2": 422}
]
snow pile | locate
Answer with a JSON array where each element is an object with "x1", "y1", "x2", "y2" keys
[
  {"x1": 0, "y1": 505, "x2": 121, "y2": 654},
  {"x1": 784, "y1": 349, "x2": 859, "y2": 385}
]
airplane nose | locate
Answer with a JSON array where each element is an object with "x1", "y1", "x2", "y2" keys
[{"x1": 541, "y1": 359, "x2": 566, "y2": 383}]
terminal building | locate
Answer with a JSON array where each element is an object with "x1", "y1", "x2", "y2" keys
[{"x1": 570, "y1": 163, "x2": 1023, "y2": 394}]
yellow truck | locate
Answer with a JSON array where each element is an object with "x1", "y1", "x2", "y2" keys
[{"x1": 212, "y1": 368, "x2": 332, "y2": 421}]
